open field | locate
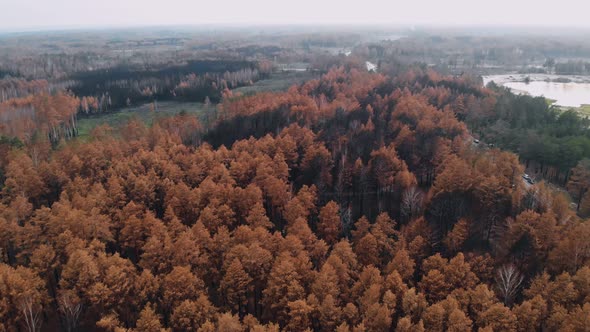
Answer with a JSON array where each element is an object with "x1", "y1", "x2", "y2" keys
[
  {"x1": 232, "y1": 71, "x2": 319, "y2": 95},
  {"x1": 541, "y1": 97, "x2": 590, "y2": 118},
  {"x1": 76, "y1": 101, "x2": 212, "y2": 137},
  {"x1": 578, "y1": 104, "x2": 590, "y2": 117},
  {"x1": 552, "y1": 103, "x2": 590, "y2": 118}
]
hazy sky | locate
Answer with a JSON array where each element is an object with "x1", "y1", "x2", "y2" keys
[{"x1": 2, "y1": 0, "x2": 590, "y2": 31}]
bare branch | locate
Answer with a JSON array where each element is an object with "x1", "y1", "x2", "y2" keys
[{"x1": 495, "y1": 264, "x2": 524, "y2": 306}]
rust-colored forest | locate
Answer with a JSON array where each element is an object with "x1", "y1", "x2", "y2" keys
[{"x1": 1, "y1": 60, "x2": 589, "y2": 332}]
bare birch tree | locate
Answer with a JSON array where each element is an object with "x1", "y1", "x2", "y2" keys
[
  {"x1": 18, "y1": 295, "x2": 41, "y2": 332},
  {"x1": 495, "y1": 264, "x2": 524, "y2": 306},
  {"x1": 58, "y1": 291, "x2": 82, "y2": 332},
  {"x1": 401, "y1": 186, "x2": 423, "y2": 221}
]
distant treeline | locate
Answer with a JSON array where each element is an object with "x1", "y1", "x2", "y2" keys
[
  {"x1": 70, "y1": 60, "x2": 267, "y2": 113},
  {"x1": 529, "y1": 59, "x2": 590, "y2": 75},
  {"x1": 553, "y1": 60, "x2": 590, "y2": 75},
  {"x1": 0, "y1": 69, "x2": 20, "y2": 78}
]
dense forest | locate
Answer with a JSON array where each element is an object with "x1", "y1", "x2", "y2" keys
[
  {"x1": 69, "y1": 60, "x2": 268, "y2": 112},
  {"x1": 0, "y1": 58, "x2": 589, "y2": 332},
  {"x1": 466, "y1": 83, "x2": 590, "y2": 186}
]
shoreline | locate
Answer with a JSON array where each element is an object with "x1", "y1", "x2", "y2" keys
[
  {"x1": 483, "y1": 73, "x2": 590, "y2": 86},
  {"x1": 483, "y1": 74, "x2": 590, "y2": 110}
]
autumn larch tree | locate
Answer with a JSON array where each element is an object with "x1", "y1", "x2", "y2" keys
[{"x1": 317, "y1": 201, "x2": 342, "y2": 246}]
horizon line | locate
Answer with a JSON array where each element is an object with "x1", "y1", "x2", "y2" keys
[{"x1": 2, "y1": 22, "x2": 590, "y2": 35}]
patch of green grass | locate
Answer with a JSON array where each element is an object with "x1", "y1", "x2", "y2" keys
[
  {"x1": 76, "y1": 101, "x2": 212, "y2": 138},
  {"x1": 233, "y1": 71, "x2": 319, "y2": 95},
  {"x1": 578, "y1": 104, "x2": 590, "y2": 117},
  {"x1": 550, "y1": 101, "x2": 590, "y2": 119}
]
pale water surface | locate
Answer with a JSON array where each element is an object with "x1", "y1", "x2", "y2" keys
[{"x1": 484, "y1": 75, "x2": 590, "y2": 107}]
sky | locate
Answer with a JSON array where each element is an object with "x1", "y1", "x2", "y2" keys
[{"x1": 1, "y1": 0, "x2": 590, "y2": 32}]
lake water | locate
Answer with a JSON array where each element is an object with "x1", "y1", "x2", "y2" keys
[
  {"x1": 484, "y1": 75, "x2": 590, "y2": 107},
  {"x1": 504, "y1": 81, "x2": 590, "y2": 107}
]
